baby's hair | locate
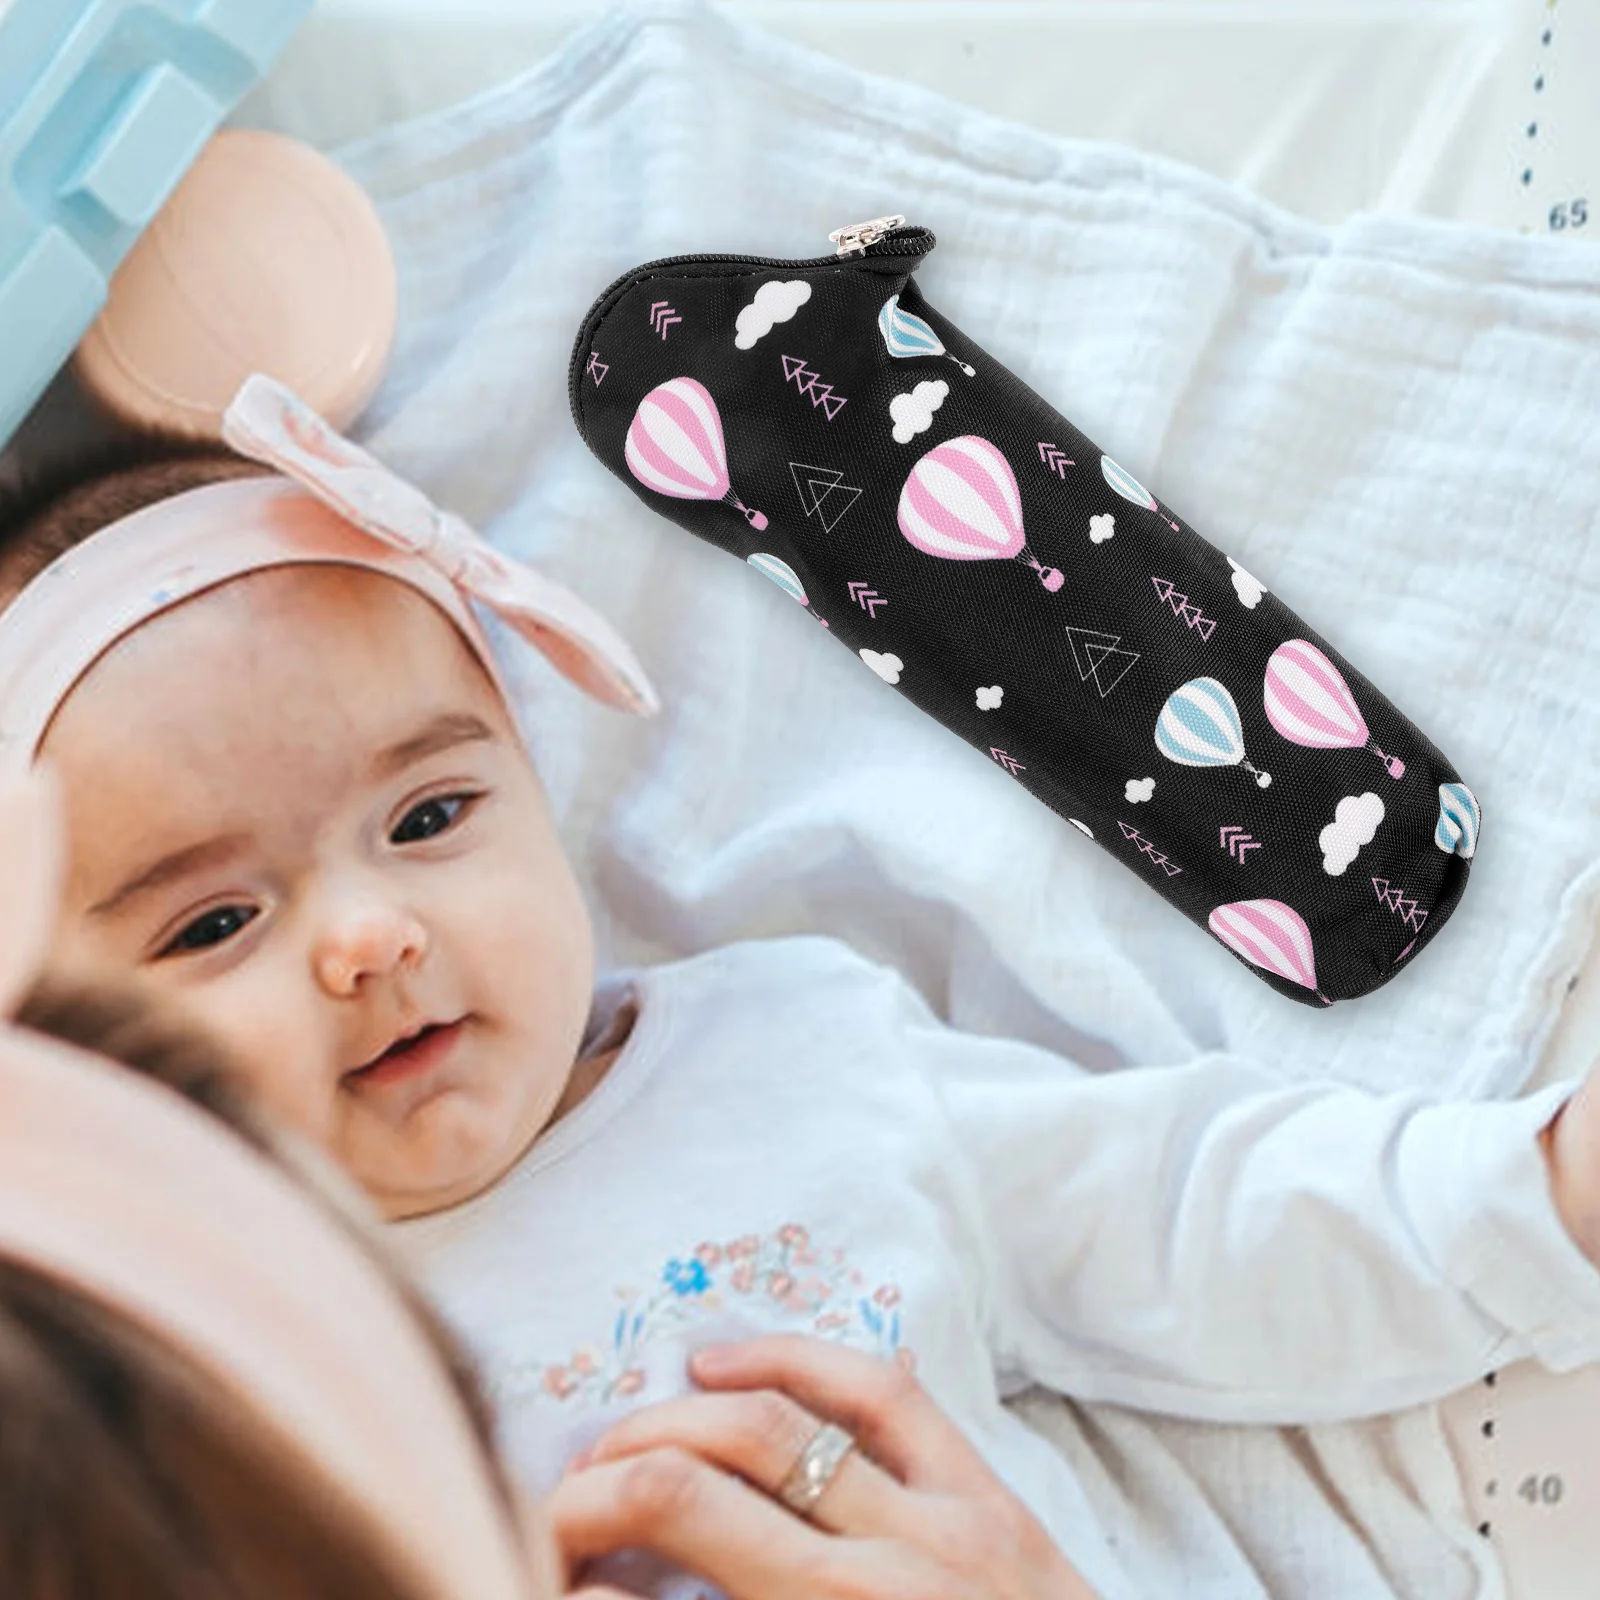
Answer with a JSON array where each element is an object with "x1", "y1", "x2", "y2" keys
[{"x1": 0, "y1": 439, "x2": 267, "y2": 607}]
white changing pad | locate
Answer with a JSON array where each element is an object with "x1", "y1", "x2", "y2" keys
[
  {"x1": 336, "y1": 0, "x2": 1600, "y2": 1105},
  {"x1": 243, "y1": 0, "x2": 1597, "y2": 240},
  {"x1": 311, "y1": 5, "x2": 1600, "y2": 1595},
  {"x1": 328, "y1": 13, "x2": 1600, "y2": 1589}
]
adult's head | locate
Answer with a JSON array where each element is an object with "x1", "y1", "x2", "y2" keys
[{"x1": 0, "y1": 769, "x2": 556, "y2": 1598}]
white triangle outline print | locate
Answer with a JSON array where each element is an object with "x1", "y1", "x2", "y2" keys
[
  {"x1": 789, "y1": 462, "x2": 863, "y2": 533},
  {"x1": 1064, "y1": 626, "x2": 1139, "y2": 697},
  {"x1": 789, "y1": 462, "x2": 841, "y2": 514}
]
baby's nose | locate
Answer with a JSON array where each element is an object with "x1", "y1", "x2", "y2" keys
[{"x1": 313, "y1": 900, "x2": 427, "y2": 997}]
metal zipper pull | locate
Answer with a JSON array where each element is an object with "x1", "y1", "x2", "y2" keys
[{"x1": 827, "y1": 214, "x2": 907, "y2": 256}]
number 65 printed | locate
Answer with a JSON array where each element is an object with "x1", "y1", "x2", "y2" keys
[{"x1": 1549, "y1": 198, "x2": 1589, "y2": 231}]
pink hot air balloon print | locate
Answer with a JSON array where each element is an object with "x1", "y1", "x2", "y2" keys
[
  {"x1": 897, "y1": 436, "x2": 1063, "y2": 592},
  {"x1": 626, "y1": 377, "x2": 768, "y2": 532},
  {"x1": 1210, "y1": 898, "x2": 1333, "y2": 1005},
  {"x1": 1263, "y1": 639, "x2": 1404, "y2": 779}
]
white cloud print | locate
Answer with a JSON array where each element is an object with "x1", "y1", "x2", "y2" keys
[
  {"x1": 1227, "y1": 556, "x2": 1267, "y2": 609},
  {"x1": 976, "y1": 685, "x2": 1003, "y2": 710},
  {"x1": 734, "y1": 280, "x2": 812, "y2": 349},
  {"x1": 1320, "y1": 792, "x2": 1384, "y2": 875},
  {"x1": 859, "y1": 649, "x2": 903, "y2": 684},
  {"x1": 1090, "y1": 513, "x2": 1115, "y2": 544},
  {"x1": 1124, "y1": 776, "x2": 1155, "y2": 803},
  {"x1": 889, "y1": 379, "x2": 949, "y2": 444}
]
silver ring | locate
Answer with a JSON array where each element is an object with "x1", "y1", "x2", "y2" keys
[{"x1": 776, "y1": 1422, "x2": 857, "y2": 1519}]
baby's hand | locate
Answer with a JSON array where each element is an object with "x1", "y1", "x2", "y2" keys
[{"x1": 1543, "y1": 1072, "x2": 1600, "y2": 1268}]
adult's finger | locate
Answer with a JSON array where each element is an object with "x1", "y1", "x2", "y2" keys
[
  {"x1": 548, "y1": 1446, "x2": 927, "y2": 1600},
  {"x1": 690, "y1": 1336, "x2": 992, "y2": 1495},
  {"x1": 582, "y1": 1388, "x2": 918, "y2": 1539}
]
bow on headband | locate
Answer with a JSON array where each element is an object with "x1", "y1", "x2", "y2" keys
[
  {"x1": 0, "y1": 375, "x2": 658, "y2": 780},
  {"x1": 222, "y1": 375, "x2": 660, "y2": 718}
]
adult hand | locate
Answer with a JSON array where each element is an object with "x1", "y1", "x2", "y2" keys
[{"x1": 547, "y1": 1334, "x2": 1099, "y2": 1599}]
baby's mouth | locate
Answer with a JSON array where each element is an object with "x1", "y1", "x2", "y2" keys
[{"x1": 345, "y1": 1018, "x2": 468, "y2": 1091}]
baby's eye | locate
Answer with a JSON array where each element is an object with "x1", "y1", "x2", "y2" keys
[
  {"x1": 391, "y1": 793, "x2": 477, "y2": 845},
  {"x1": 161, "y1": 905, "x2": 258, "y2": 958}
]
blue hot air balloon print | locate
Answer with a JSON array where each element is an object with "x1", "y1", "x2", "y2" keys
[
  {"x1": 1100, "y1": 454, "x2": 1180, "y2": 532},
  {"x1": 1435, "y1": 782, "x2": 1480, "y2": 859},
  {"x1": 1156, "y1": 676, "x2": 1273, "y2": 788},
  {"x1": 748, "y1": 552, "x2": 807, "y2": 605},
  {"x1": 878, "y1": 295, "x2": 976, "y2": 376},
  {"x1": 1101, "y1": 456, "x2": 1156, "y2": 511},
  {"x1": 747, "y1": 552, "x2": 831, "y2": 628}
]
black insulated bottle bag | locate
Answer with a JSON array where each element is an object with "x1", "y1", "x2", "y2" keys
[{"x1": 569, "y1": 216, "x2": 1479, "y2": 1007}]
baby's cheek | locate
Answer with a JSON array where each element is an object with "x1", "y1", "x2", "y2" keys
[
  {"x1": 462, "y1": 838, "x2": 591, "y2": 984},
  {"x1": 175, "y1": 975, "x2": 338, "y2": 1143}
]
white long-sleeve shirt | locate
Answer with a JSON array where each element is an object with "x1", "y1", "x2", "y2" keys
[{"x1": 390, "y1": 935, "x2": 1600, "y2": 1599}]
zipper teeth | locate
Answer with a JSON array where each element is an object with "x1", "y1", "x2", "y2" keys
[{"x1": 567, "y1": 227, "x2": 934, "y2": 437}]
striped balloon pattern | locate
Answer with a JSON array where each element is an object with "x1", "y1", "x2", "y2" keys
[
  {"x1": 626, "y1": 377, "x2": 768, "y2": 531},
  {"x1": 1435, "y1": 782, "x2": 1480, "y2": 859},
  {"x1": 898, "y1": 436, "x2": 1063, "y2": 591},
  {"x1": 1263, "y1": 640, "x2": 1404, "y2": 779},
  {"x1": 1100, "y1": 456, "x2": 1156, "y2": 511},
  {"x1": 747, "y1": 553, "x2": 807, "y2": 605},
  {"x1": 1155, "y1": 676, "x2": 1272, "y2": 787},
  {"x1": 1210, "y1": 898, "x2": 1330, "y2": 1002},
  {"x1": 878, "y1": 295, "x2": 976, "y2": 376},
  {"x1": 1100, "y1": 455, "x2": 1179, "y2": 531}
]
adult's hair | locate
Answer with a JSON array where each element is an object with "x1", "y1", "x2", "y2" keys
[
  {"x1": 1, "y1": 979, "x2": 515, "y2": 1599},
  {"x1": 0, "y1": 1253, "x2": 442, "y2": 1599}
]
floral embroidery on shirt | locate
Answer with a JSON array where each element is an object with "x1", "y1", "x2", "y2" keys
[{"x1": 505, "y1": 1223, "x2": 910, "y2": 1407}]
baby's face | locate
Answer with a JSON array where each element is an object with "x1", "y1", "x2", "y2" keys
[{"x1": 41, "y1": 565, "x2": 596, "y2": 1218}]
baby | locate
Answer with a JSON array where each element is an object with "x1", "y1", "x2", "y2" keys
[{"x1": 7, "y1": 377, "x2": 1600, "y2": 1600}]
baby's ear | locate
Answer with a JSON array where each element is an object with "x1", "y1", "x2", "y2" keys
[{"x1": 0, "y1": 766, "x2": 64, "y2": 1017}]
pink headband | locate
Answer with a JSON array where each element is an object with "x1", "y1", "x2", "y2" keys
[
  {"x1": 0, "y1": 770, "x2": 534, "y2": 1597},
  {"x1": 0, "y1": 375, "x2": 660, "y2": 776}
]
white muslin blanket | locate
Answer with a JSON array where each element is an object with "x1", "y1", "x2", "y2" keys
[{"x1": 333, "y1": 2, "x2": 1600, "y2": 1592}]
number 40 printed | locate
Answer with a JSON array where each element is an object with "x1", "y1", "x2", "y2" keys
[{"x1": 1518, "y1": 1472, "x2": 1566, "y2": 1506}]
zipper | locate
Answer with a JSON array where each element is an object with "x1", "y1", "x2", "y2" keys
[
  {"x1": 827, "y1": 212, "x2": 907, "y2": 256},
  {"x1": 569, "y1": 219, "x2": 935, "y2": 436}
]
